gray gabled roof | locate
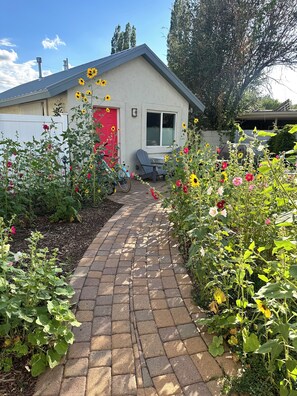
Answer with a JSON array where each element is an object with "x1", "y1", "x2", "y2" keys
[{"x1": 0, "y1": 44, "x2": 205, "y2": 112}]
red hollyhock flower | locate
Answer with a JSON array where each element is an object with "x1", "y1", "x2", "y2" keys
[
  {"x1": 183, "y1": 147, "x2": 189, "y2": 154},
  {"x1": 87, "y1": 173, "x2": 91, "y2": 179},
  {"x1": 10, "y1": 226, "x2": 16, "y2": 235},
  {"x1": 216, "y1": 200, "x2": 226, "y2": 209},
  {"x1": 183, "y1": 185, "x2": 188, "y2": 193},
  {"x1": 7, "y1": 161, "x2": 12, "y2": 168},
  {"x1": 43, "y1": 124, "x2": 49, "y2": 130},
  {"x1": 69, "y1": 166, "x2": 73, "y2": 171},
  {"x1": 245, "y1": 173, "x2": 254, "y2": 182},
  {"x1": 150, "y1": 188, "x2": 159, "y2": 200},
  {"x1": 176, "y1": 179, "x2": 182, "y2": 187},
  {"x1": 222, "y1": 161, "x2": 228, "y2": 170},
  {"x1": 74, "y1": 185, "x2": 79, "y2": 193}
]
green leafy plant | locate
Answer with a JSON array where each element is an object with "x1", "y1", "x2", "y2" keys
[{"x1": 0, "y1": 217, "x2": 80, "y2": 376}]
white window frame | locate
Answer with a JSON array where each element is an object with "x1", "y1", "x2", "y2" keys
[{"x1": 146, "y1": 111, "x2": 176, "y2": 148}]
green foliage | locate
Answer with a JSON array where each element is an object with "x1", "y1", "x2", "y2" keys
[
  {"x1": 111, "y1": 23, "x2": 136, "y2": 54},
  {"x1": 268, "y1": 126, "x2": 296, "y2": 154},
  {"x1": 0, "y1": 217, "x2": 80, "y2": 376},
  {"x1": 162, "y1": 121, "x2": 297, "y2": 394},
  {"x1": 167, "y1": 0, "x2": 297, "y2": 129}
]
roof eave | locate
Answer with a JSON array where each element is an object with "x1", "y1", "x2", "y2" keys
[{"x1": 0, "y1": 90, "x2": 50, "y2": 108}]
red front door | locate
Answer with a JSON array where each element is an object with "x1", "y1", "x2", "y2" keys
[{"x1": 93, "y1": 107, "x2": 118, "y2": 167}]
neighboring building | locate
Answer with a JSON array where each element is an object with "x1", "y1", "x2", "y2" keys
[
  {"x1": 0, "y1": 44, "x2": 205, "y2": 171},
  {"x1": 237, "y1": 100, "x2": 297, "y2": 130}
]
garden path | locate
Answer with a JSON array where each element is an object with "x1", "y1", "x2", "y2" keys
[{"x1": 34, "y1": 179, "x2": 239, "y2": 396}]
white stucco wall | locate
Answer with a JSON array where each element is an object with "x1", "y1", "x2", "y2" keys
[{"x1": 67, "y1": 57, "x2": 190, "y2": 172}]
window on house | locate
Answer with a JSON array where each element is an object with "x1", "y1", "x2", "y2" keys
[{"x1": 146, "y1": 112, "x2": 175, "y2": 146}]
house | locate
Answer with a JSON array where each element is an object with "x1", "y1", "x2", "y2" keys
[{"x1": 0, "y1": 44, "x2": 205, "y2": 172}]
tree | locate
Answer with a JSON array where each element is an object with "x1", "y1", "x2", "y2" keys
[
  {"x1": 167, "y1": 0, "x2": 297, "y2": 130},
  {"x1": 111, "y1": 23, "x2": 136, "y2": 54}
]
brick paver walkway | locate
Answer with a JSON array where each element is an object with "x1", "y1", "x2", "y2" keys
[{"x1": 34, "y1": 180, "x2": 239, "y2": 396}]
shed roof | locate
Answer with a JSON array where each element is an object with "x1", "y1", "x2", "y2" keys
[{"x1": 0, "y1": 44, "x2": 205, "y2": 112}]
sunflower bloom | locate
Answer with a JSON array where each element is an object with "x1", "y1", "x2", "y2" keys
[
  {"x1": 111, "y1": 126, "x2": 116, "y2": 132},
  {"x1": 96, "y1": 79, "x2": 102, "y2": 85},
  {"x1": 86, "y1": 90, "x2": 92, "y2": 96},
  {"x1": 75, "y1": 91, "x2": 82, "y2": 100},
  {"x1": 214, "y1": 288, "x2": 226, "y2": 305},
  {"x1": 106, "y1": 108, "x2": 110, "y2": 113},
  {"x1": 194, "y1": 117, "x2": 199, "y2": 124},
  {"x1": 238, "y1": 152, "x2": 244, "y2": 159},
  {"x1": 164, "y1": 155, "x2": 169, "y2": 162},
  {"x1": 256, "y1": 300, "x2": 271, "y2": 318},
  {"x1": 78, "y1": 78, "x2": 85, "y2": 86},
  {"x1": 81, "y1": 109, "x2": 86, "y2": 114},
  {"x1": 101, "y1": 79, "x2": 107, "y2": 86},
  {"x1": 89, "y1": 164, "x2": 94, "y2": 169},
  {"x1": 189, "y1": 173, "x2": 199, "y2": 187},
  {"x1": 83, "y1": 97, "x2": 88, "y2": 103},
  {"x1": 182, "y1": 122, "x2": 187, "y2": 129},
  {"x1": 105, "y1": 95, "x2": 111, "y2": 101},
  {"x1": 221, "y1": 171, "x2": 228, "y2": 181}
]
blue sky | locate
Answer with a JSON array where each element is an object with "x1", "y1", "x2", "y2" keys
[{"x1": 1, "y1": 0, "x2": 297, "y2": 103}]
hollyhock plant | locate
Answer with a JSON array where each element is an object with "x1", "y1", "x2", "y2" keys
[
  {"x1": 216, "y1": 200, "x2": 225, "y2": 209},
  {"x1": 10, "y1": 225, "x2": 16, "y2": 235},
  {"x1": 245, "y1": 173, "x2": 254, "y2": 182},
  {"x1": 176, "y1": 179, "x2": 182, "y2": 187},
  {"x1": 209, "y1": 207, "x2": 218, "y2": 217},
  {"x1": 183, "y1": 147, "x2": 189, "y2": 154},
  {"x1": 150, "y1": 188, "x2": 159, "y2": 200},
  {"x1": 222, "y1": 161, "x2": 228, "y2": 170},
  {"x1": 183, "y1": 185, "x2": 188, "y2": 194}
]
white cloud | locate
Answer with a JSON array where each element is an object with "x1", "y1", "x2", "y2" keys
[
  {"x1": 0, "y1": 49, "x2": 51, "y2": 93},
  {"x1": 42, "y1": 35, "x2": 66, "y2": 50},
  {"x1": 0, "y1": 38, "x2": 16, "y2": 47}
]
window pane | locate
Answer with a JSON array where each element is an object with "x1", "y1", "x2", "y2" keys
[
  {"x1": 162, "y1": 113, "x2": 175, "y2": 146},
  {"x1": 147, "y1": 112, "x2": 160, "y2": 146}
]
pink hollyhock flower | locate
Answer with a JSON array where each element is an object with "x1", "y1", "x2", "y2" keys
[
  {"x1": 245, "y1": 173, "x2": 254, "y2": 182},
  {"x1": 209, "y1": 207, "x2": 218, "y2": 217},
  {"x1": 176, "y1": 179, "x2": 182, "y2": 187},
  {"x1": 216, "y1": 148, "x2": 221, "y2": 154},
  {"x1": 217, "y1": 186, "x2": 224, "y2": 196},
  {"x1": 87, "y1": 173, "x2": 91, "y2": 179},
  {"x1": 207, "y1": 186, "x2": 213, "y2": 195},
  {"x1": 183, "y1": 185, "x2": 188, "y2": 193},
  {"x1": 222, "y1": 161, "x2": 228, "y2": 170},
  {"x1": 150, "y1": 188, "x2": 159, "y2": 200},
  {"x1": 232, "y1": 177, "x2": 243, "y2": 186},
  {"x1": 249, "y1": 184, "x2": 255, "y2": 191},
  {"x1": 183, "y1": 147, "x2": 189, "y2": 154},
  {"x1": 220, "y1": 209, "x2": 227, "y2": 217},
  {"x1": 10, "y1": 226, "x2": 16, "y2": 235},
  {"x1": 265, "y1": 218, "x2": 271, "y2": 225}
]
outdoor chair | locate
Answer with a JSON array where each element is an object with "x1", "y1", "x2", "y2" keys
[{"x1": 135, "y1": 149, "x2": 167, "y2": 182}]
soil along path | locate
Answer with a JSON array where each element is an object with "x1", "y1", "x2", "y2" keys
[{"x1": 34, "y1": 180, "x2": 239, "y2": 396}]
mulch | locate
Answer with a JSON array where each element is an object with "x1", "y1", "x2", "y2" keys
[{"x1": 0, "y1": 198, "x2": 122, "y2": 396}]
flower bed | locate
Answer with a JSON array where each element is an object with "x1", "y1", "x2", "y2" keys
[{"x1": 163, "y1": 124, "x2": 297, "y2": 395}]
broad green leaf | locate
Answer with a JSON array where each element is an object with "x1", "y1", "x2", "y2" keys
[
  {"x1": 280, "y1": 383, "x2": 289, "y2": 396},
  {"x1": 249, "y1": 241, "x2": 255, "y2": 251},
  {"x1": 54, "y1": 340, "x2": 68, "y2": 355},
  {"x1": 47, "y1": 349, "x2": 61, "y2": 369},
  {"x1": 209, "y1": 335, "x2": 224, "y2": 357},
  {"x1": 36, "y1": 314, "x2": 50, "y2": 326},
  {"x1": 274, "y1": 240, "x2": 296, "y2": 252},
  {"x1": 257, "y1": 130, "x2": 277, "y2": 137},
  {"x1": 30, "y1": 353, "x2": 47, "y2": 377},
  {"x1": 256, "y1": 283, "x2": 294, "y2": 299},
  {"x1": 258, "y1": 165, "x2": 270, "y2": 174},
  {"x1": 258, "y1": 274, "x2": 269, "y2": 283},
  {"x1": 256, "y1": 339, "x2": 281, "y2": 354},
  {"x1": 243, "y1": 250, "x2": 252, "y2": 260},
  {"x1": 289, "y1": 125, "x2": 297, "y2": 134},
  {"x1": 257, "y1": 246, "x2": 266, "y2": 253},
  {"x1": 0, "y1": 322, "x2": 10, "y2": 336},
  {"x1": 243, "y1": 333, "x2": 260, "y2": 353}
]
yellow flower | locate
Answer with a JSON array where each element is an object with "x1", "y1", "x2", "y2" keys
[
  {"x1": 85, "y1": 189, "x2": 89, "y2": 194},
  {"x1": 83, "y1": 97, "x2": 88, "y2": 103},
  {"x1": 81, "y1": 109, "x2": 86, "y2": 114},
  {"x1": 238, "y1": 152, "x2": 244, "y2": 159},
  {"x1": 214, "y1": 288, "x2": 226, "y2": 305},
  {"x1": 75, "y1": 91, "x2": 82, "y2": 100},
  {"x1": 182, "y1": 122, "x2": 187, "y2": 129},
  {"x1": 87, "y1": 67, "x2": 98, "y2": 79},
  {"x1": 179, "y1": 151, "x2": 183, "y2": 156},
  {"x1": 194, "y1": 118, "x2": 199, "y2": 124},
  {"x1": 106, "y1": 108, "x2": 110, "y2": 113},
  {"x1": 229, "y1": 328, "x2": 237, "y2": 335},
  {"x1": 78, "y1": 78, "x2": 85, "y2": 86},
  {"x1": 111, "y1": 126, "x2": 116, "y2": 132},
  {"x1": 101, "y1": 79, "x2": 107, "y2": 86},
  {"x1": 188, "y1": 157, "x2": 193, "y2": 163},
  {"x1": 96, "y1": 79, "x2": 102, "y2": 85},
  {"x1": 105, "y1": 95, "x2": 111, "y2": 101},
  {"x1": 221, "y1": 171, "x2": 228, "y2": 181},
  {"x1": 164, "y1": 155, "x2": 170, "y2": 162},
  {"x1": 189, "y1": 173, "x2": 199, "y2": 187},
  {"x1": 256, "y1": 300, "x2": 271, "y2": 318},
  {"x1": 97, "y1": 189, "x2": 101, "y2": 193},
  {"x1": 89, "y1": 164, "x2": 94, "y2": 169},
  {"x1": 86, "y1": 90, "x2": 92, "y2": 96},
  {"x1": 91, "y1": 67, "x2": 98, "y2": 77}
]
